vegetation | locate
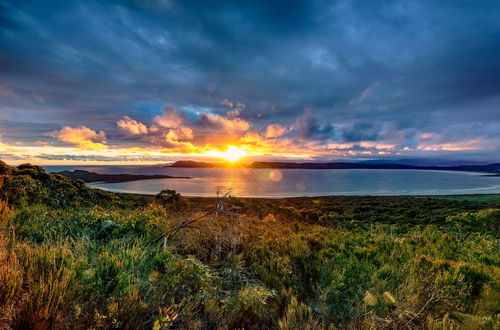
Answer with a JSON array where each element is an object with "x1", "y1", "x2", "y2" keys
[{"x1": 0, "y1": 160, "x2": 499, "y2": 329}]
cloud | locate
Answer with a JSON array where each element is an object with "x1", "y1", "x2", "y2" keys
[
  {"x1": 1, "y1": 0, "x2": 500, "y2": 161},
  {"x1": 222, "y1": 99, "x2": 246, "y2": 118},
  {"x1": 359, "y1": 141, "x2": 397, "y2": 150},
  {"x1": 0, "y1": 84, "x2": 19, "y2": 98},
  {"x1": 341, "y1": 122, "x2": 381, "y2": 142},
  {"x1": 294, "y1": 112, "x2": 334, "y2": 139},
  {"x1": 144, "y1": 106, "x2": 253, "y2": 150},
  {"x1": 163, "y1": 127, "x2": 193, "y2": 144},
  {"x1": 117, "y1": 116, "x2": 148, "y2": 135},
  {"x1": 265, "y1": 123, "x2": 287, "y2": 138},
  {"x1": 197, "y1": 112, "x2": 251, "y2": 133},
  {"x1": 32, "y1": 94, "x2": 46, "y2": 104},
  {"x1": 221, "y1": 99, "x2": 234, "y2": 108},
  {"x1": 47, "y1": 126, "x2": 107, "y2": 150},
  {"x1": 418, "y1": 138, "x2": 484, "y2": 151},
  {"x1": 348, "y1": 82, "x2": 379, "y2": 105},
  {"x1": 154, "y1": 107, "x2": 186, "y2": 128},
  {"x1": 152, "y1": 126, "x2": 197, "y2": 152},
  {"x1": 226, "y1": 109, "x2": 241, "y2": 118}
]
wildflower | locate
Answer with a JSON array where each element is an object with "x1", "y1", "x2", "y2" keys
[
  {"x1": 364, "y1": 292, "x2": 377, "y2": 306},
  {"x1": 383, "y1": 291, "x2": 396, "y2": 304}
]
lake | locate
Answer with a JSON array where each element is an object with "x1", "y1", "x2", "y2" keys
[{"x1": 43, "y1": 165, "x2": 500, "y2": 197}]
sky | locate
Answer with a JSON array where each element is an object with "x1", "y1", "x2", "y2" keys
[{"x1": 1, "y1": 0, "x2": 500, "y2": 164}]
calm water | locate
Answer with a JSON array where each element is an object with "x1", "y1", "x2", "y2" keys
[{"x1": 44, "y1": 165, "x2": 500, "y2": 197}]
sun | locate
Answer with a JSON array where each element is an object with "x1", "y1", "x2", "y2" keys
[
  {"x1": 201, "y1": 145, "x2": 248, "y2": 162},
  {"x1": 219, "y1": 146, "x2": 247, "y2": 162}
]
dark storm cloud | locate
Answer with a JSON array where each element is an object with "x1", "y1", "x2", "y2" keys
[
  {"x1": 341, "y1": 122, "x2": 381, "y2": 142},
  {"x1": 1, "y1": 0, "x2": 500, "y2": 159},
  {"x1": 294, "y1": 112, "x2": 334, "y2": 140}
]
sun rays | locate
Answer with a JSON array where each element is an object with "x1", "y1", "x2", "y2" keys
[{"x1": 202, "y1": 145, "x2": 248, "y2": 163}]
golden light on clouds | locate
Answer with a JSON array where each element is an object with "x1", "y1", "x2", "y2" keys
[
  {"x1": 117, "y1": 116, "x2": 148, "y2": 135},
  {"x1": 1, "y1": 98, "x2": 494, "y2": 166},
  {"x1": 46, "y1": 126, "x2": 108, "y2": 150}
]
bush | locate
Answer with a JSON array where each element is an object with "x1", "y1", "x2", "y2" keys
[
  {"x1": 155, "y1": 189, "x2": 187, "y2": 213},
  {"x1": 446, "y1": 209, "x2": 500, "y2": 234}
]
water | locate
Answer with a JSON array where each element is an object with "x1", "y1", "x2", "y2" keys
[{"x1": 43, "y1": 165, "x2": 500, "y2": 197}]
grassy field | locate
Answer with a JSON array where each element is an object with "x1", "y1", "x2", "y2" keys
[{"x1": 0, "y1": 161, "x2": 499, "y2": 329}]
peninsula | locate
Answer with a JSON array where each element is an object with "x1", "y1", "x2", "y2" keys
[{"x1": 54, "y1": 169, "x2": 191, "y2": 183}]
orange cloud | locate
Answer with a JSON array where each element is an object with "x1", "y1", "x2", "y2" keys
[
  {"x1": 117, "y1": 116, "x2": 148, "y2": 135},
  {"x1": 47, "y1": 125, "x2": 107, "y2": 150},
  {"x1": 164, "y1": 127, "x2": 194, "y2": 143},
  {"x1": 154, "y1": 107, "x2": 184, "y2": 128},
  {"x1": 200, "y1": 112, "x2": 250, "y2": 133},
  {"x1": 147, "y1": 106, "x2": 253, "y2": 151},
  {"x1": 151, "y1": 126, "x2": 198, "y2": 153},
  {"x1": 265, "y1": 123, "x2": 287, "y2": 138}
]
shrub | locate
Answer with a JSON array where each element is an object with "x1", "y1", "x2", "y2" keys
[
  {"x1": 155, "y1": 189, "x2": 187, "y2": 213},
  {"x1": 446, "y1": 209, "x2": 500, "y2": 234},
  {"x1": 225, "y1": 285, "x2": 276, "y2": 328},
  {"x1": 278, "y1": 297, "x2": 321, "y2": 330},
  {"x1": 4, "y1": 242, "x2": 80, "y2": 329},
  {"x1": 0, "y1": 235, "x2": 24, "y2": 328}
]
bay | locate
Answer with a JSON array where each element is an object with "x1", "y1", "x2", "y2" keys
[{"x1": 44, "y1": 165, "x2": 500, "y2": 197}]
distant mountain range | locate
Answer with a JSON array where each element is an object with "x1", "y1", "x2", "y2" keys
[
  {"x1": 355, "y1": 158, "x2": 493, "y2": 166},
  {"x1": 168, "y1": 160, "x2": 500, "y2": 174}
]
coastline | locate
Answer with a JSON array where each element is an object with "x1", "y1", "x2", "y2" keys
[{"x1": 113, "y1": 190, "x2": 500, "y2": 203}]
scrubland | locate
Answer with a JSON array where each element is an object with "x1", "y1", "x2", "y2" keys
[{"x1": 0, "y1": 161, "x2": 499, "y2": 329}]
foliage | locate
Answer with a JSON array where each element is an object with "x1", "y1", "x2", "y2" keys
[
  {"x1": 0, "y1": 161, "x2": 499, "y2": 329},
  {"x1": 1, "y1": 163, "x2": 118, "y2": 208},
  {"x1": 155, "y1": 189, "x2": 187, "y2": 213}
]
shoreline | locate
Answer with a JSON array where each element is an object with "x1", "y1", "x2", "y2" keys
[{"x1": 114, "y1": 190, "x2": 500, "y2": 202}]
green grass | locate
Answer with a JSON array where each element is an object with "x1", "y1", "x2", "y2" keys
[{"x1": 0, "y1": 161, "x2": 499, "y2": 329}]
